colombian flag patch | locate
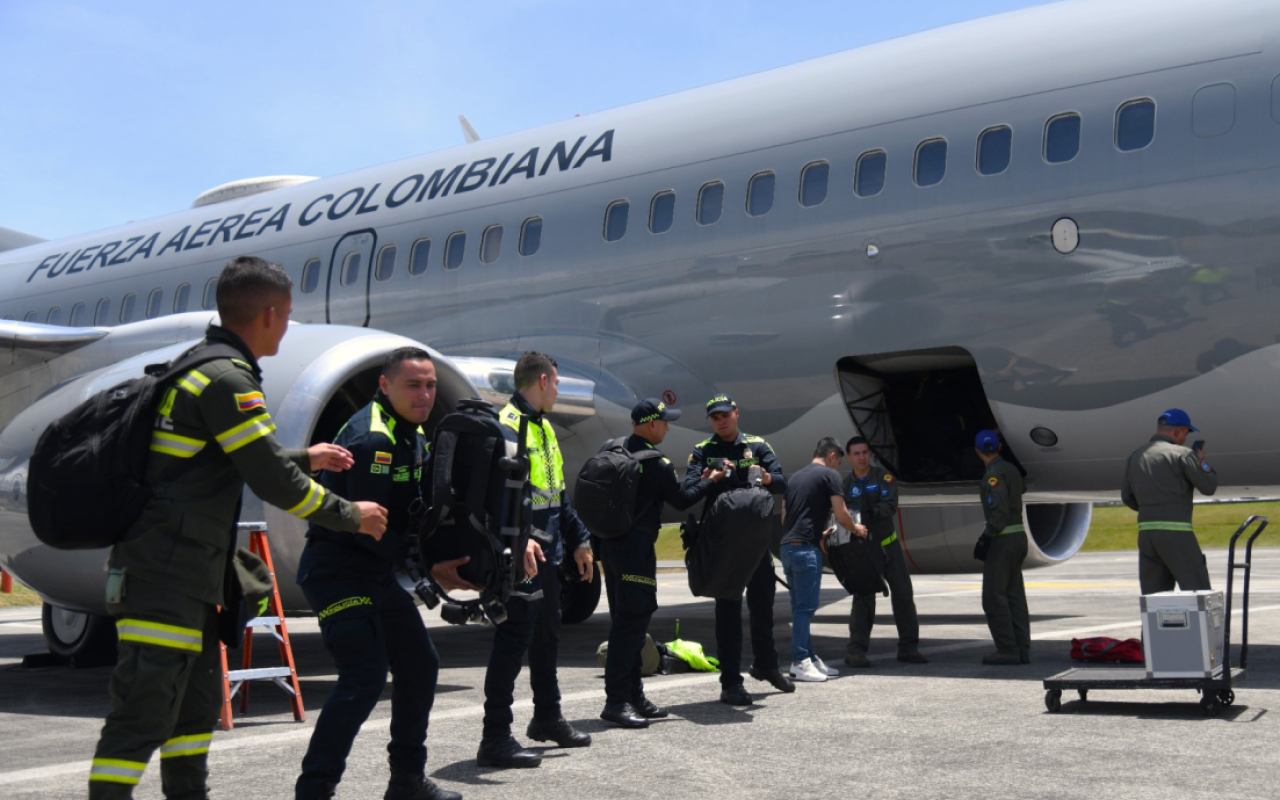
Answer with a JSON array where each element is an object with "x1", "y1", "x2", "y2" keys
[
  {"x1": 234, "y1": 392, "x2": 266, "y2": 412},
  {"x1": 987, "y1": 476, "x2": 999, "y2": 487},
  {"x1": 883, "y1": 474, "x2": 894, "y2": 483},
  {"x1": 374, "y1": 451, "x2": 393, "y2": 465}
]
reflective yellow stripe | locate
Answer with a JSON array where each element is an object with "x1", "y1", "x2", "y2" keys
[
  {"x1": 175, "y1": 369, "x2": 210, "y2": 397},
  {"x1": 157, "y1": 387, "x2": 177, "y2": 417},
  {"x1": 880, "y1": 531, "x2": 898, "y2": 547},
  {"x1": 149, "y1": 431, "x2": 206, "y2": 458},
  {"x1": 160, "y1": 733, "x2": 212, "y2": 759},
  {"x1": 215, "y1": 413, "x2": 276, "y2": 453},
  {"x1": 285, "y1": 479, "x2": 327, "y2": 518},
  {"x1": 90, "y1": 758, "x2": 147, "y2": 785},
  {"x1": 1138, "y1": 521, "x2": 1194, "y2": 532},
  {"x1": 116, "y1": 618, "x2": 202, "y2": 653}
]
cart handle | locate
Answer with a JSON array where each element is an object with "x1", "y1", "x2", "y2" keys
[{"x1": 1224, "y1": 515, "x2": 1268, "y2": 672}]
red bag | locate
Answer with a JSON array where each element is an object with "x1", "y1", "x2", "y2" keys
[{"x1": 1070, "y1": 637, "x2": 1144, "y2": 663}]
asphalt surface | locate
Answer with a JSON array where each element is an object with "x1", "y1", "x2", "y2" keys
[{"x1": 3, "y1": 548, "x2": 1278, "y2": 800}]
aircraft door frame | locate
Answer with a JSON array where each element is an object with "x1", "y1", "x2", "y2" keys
[{"x1": 325, "y1": 228, "x2": 377, "y2": 327}]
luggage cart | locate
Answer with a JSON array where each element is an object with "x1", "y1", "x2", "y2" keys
[{"x1": 1042, "y1": 515, "x2": 1267, "y2": 715}]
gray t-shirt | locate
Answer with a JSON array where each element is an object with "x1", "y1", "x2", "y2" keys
[{"x1": 780, "y1": 463, "x2": 843, "y2": 546}]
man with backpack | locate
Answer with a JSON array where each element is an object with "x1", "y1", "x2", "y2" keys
[
  {"x1": 88, "y1": 257, "x2": 389, "y2": 800},
  {"x1": 594, "y1": 399, "x2": 727, "y2": 728},
  {"x1": 478, "y1": 351, "x2": 595, "y2": 768},
  {"x1": 682, "y1": 395, "x2": 793, "y2": 706}
]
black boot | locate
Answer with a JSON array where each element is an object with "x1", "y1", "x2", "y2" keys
[
  {"x1": 476, "y1": 736, "x2": 542, "y2": 769},
  {"x1": 295, "y1": 778, "x2": 337, "y2": 800},
  {"x1": 384, "y1": 770, "x2": 462, "y2": 800},
  {"x1": 748, "y1": 666, "x2": 796, "y2": 693},
  {"x1": 631, "y1": 694, "x2": 669, "y2": 719},
  {"x1": 526, "y1": 715, "x2": 592, "y2": 747},
  {"x1": 600, "y1": 702, "x2": 650, "y2": 728}
]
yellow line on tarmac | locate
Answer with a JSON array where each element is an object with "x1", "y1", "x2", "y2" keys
[{"x1": 951, "y1": 582, "x2": 1138, "y2": 589}]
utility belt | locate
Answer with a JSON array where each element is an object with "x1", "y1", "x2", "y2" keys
[
  {"x1": 1137, "y1": 521, "x2": 1194, "y2": 532},
  {"x1": 996, "y1": 524, "x2": 1025, "y2": 536},
  {"x1": 879, "y1": 531, "x2": 898, "y2": 547}
]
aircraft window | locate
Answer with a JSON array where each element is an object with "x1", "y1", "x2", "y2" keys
[
  {"x1": 604, "y1": 200, "x2": 629, "y2": 242},
  {"x1": 2, "y1": 314, "x2": 13, "y2": 321},
  {"x1": 23, "y1": 310, "x2": 38, "y2": 322},
  {"x1": 649, "y1": 191, "x2": 675, "y2": 234},
  {"x1": 144, "y1": 288, "x2": 164, "y2": 319},
  {"x1": 480, "y1": 225, "x2": 504, "y2": 263},
  {"x1": 977, "y1": 126, "x2": 1012, "y2": 175},
  {"x1": 1193, "y1": 83, "x2": 1235, "y2": 138},
  {"x1": 914, "y1": 139, "x2": 947, "y2": 186},
  {"x1": 202, "y1": 278, "x2": 218, "y2": 310},
  {"x1": 800, "y1": 161, "x2": 829, "y2": 207},
  {"x1": 445, "y1": 231, "x2": 466, "y2": 270},
  {"x1": 301, "y1": 258, "x2": 321, "y2": 292},
  {"x1": 1044, "y1": 113, "x2": 1081, "y2": 163},
  {"x1": 409, "y1": 238, "x2": 432, "y2": 275},
  {"x1": 854, "y1": 150, "x2": 887, "y2": 197},
  {"x1": 519, "y1": 217, "x2": 542, "y2": 256},
  {"x1": 120, "y1": 292, "x2": 138, "y2": 324},
  {"x1": 94, "y1": 297, "x2": 112, "y2": 325},
  {"x1": 747, "y1": 172, "x2": 775, "y2": 216},
  {"x1": 1116, "y1": 99, "x2": 1155, "y2": 152},
  {"x1": 341, "y1": 251, "x2": 362, "y2": 286},
  {"x1": 46, "y1": 306, "x2": 63, "y2": 325},
  {"x1": 375, "y1": 245, "x2": 398, "y2": 281},
  {"x1": 697, "y1": 182, "x2": 724, "y2": 225},
  {"x1": 173, "y1": 282, "x2": 191, "y2": 313},
  {"x1": 69, "y1": 302, "x2": 87, "y2": 326}
]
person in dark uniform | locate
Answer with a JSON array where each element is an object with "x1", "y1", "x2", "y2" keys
[
  {"x1": 841, "y1": 437, "x2": 926, "y2": 667},
  {"x1": 1120, "y1": 408, "x2": 1218, "y2": 594},
  {"x1": 599, "y1": 399, "x2": 727, "y2": 728},
  {"x1": 973, "y1": 429, "x2": 1030, "y2": 666},
  {"x1": 295, "y1": 348, "x2": 473, "y2": 800},
  {"x1": 682, "y1": 395, "x2": 794, "y2": 706},
  {"x1": 478, "y1": 352, "x2": 595, "y2": 768},
  {"x1": 88, "y1": 257, "x2": 389, "y2": 800}
]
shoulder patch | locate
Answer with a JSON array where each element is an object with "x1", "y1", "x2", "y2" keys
[
  {"x1": 883, "y1": 473, "x2": 894, "y2": 483},
  {"x1": 234, "y1": 391, "x2": 266, "y2": 412},
  {"x1": 987, "y1": 476, "x2": 999, "y2": 487},
  {"x1": 374, "y1": 451, "x2": 393, "y2": 465},
  {"x1": 1201, "y1": 461, "x2": 1212, "y2": 472}
]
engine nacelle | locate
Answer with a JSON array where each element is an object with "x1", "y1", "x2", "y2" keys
[{"x1": 897, "y1": 501, "x2": 1092, "y2": 573}]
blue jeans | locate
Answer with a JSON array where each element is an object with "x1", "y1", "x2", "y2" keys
[{"x1": 782, "y1": 543, "x2": 823, "y2": 664}]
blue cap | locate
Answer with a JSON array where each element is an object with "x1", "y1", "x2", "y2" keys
[
  {"x1": 1158, "y1": 408, "x2": 1199, "y2": 432},
  {"x1": 975, "y1": 429, "x2": 1001, "y2": 453}
]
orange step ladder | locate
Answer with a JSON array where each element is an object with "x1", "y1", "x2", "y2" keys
[{"x1": 219, "y1": 522, "x2": 306, "y2": 730}]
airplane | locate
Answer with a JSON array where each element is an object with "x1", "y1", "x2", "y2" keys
[{"x1": 2, "y1": 0, "x2": 1278, "y2": 661}]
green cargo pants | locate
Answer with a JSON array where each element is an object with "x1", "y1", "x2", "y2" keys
[
  {"x1": 1138, "y1": 527, "x2": 1211, "y2": 595},
  {"x1": 981, "y1": 532, "x2": 1030, "y2": 655}
]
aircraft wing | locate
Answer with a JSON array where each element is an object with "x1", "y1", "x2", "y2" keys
[{"x1": 0, "y1": 319, "x2": 109, "y2": 379}]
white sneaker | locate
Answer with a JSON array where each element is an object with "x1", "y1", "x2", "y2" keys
[
  {"x1": 789, "y1": 659, "x2": 828, "y2": 682},
  {"x1": 811, "y1": 655, "x2": 840, "y2": 677}
]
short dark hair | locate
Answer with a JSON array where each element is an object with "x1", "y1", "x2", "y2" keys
[
  {"x1": 216, "y1": 256, "x2": 292, "y2": 327},
  {"x1": 381, "y1": 346, "x2": 433, "y2": 380},
  {"x1": 514, "y1": 351, "x2": 557, "y2": 390},
  {"x1": 846, "y1": 436, "x2": 869, "y2": 454},
  {"x1": 814, "y1": 437, "x2": 842, "y2": 459}
]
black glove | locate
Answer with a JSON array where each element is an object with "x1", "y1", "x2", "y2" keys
[{"x1": 973, "y1": 534, "x2": 992, "y2": 562}]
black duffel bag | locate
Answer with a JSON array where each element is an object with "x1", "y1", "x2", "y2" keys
[
  {"x1": 684, "y1": 487, "x2": 775, "y2": 599},
  {"x1": 826, "y1": 524, "x2": 889, "y2": 597}
]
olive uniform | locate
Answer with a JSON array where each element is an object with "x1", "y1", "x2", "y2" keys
[
  {"x1": 1120, "y1": 434, "x2": 1218, "y2": 594},
  {"x1": 842, "y1": 468, "x2": 920, "y2": 658},
  {"x1": 978, "y1": 455, "x2": 1030, "y2": 659},
  {"x1": 682, "y1": 432, "x2": 787, "y2": 689},
  {"x1": 90, "y1": 325, "x2": 360, "y2": 800}
]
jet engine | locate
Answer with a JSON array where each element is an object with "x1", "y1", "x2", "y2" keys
[{"x1": 896, "y1": 501, "x2": 1092, "y2": 573}]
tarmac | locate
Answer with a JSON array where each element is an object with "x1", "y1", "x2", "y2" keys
[{"x1": 2, "y1": 548, "x2": 1278, "y2": 800}]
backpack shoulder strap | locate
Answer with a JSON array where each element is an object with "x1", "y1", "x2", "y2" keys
[{"x1": 156, "y1": 344, "x2": 243, "y2": 383}]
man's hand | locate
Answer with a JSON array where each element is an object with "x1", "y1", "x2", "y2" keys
[
  {"x1": 707, "y1": 466, "x2": 728, "y2": 483},
  {"x1": 574, "y1": 545, "x2": 595, "y2": 583},
  {"x1": 354, "y1": 501, "x2": 388, "y2": 540},
  {"x1": 524, "y1": 540, "x2": 545, "y2": 578},
  {"x1": 430, "y1": 557, "x2": 481, "y2": 592},
  {"x1": 853, "y1": 523, "x2": 869, "y2": 539},
  {"x1": 308, "y1": 443, "x2": 354, "y2": 473},
  {"x1": 760, "y1": 469, "x2": 773, "y2": 486},
  {"x1": 820, "y1": 528, "x2": 832, "y2": 555}
]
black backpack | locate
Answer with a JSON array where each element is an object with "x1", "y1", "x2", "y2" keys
[
  {"x1": 684, "y1": 486, "x2": 775, "y2": 599},
  {"x1": 27, "y1": 344, "x2": 240, "y2": 551},
  {"x1": 573, "y1": 437, "x2": 665, "y2": 539}
]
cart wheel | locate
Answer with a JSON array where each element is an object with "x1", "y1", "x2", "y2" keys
[
  {"x1": 1077, "y1": 689, "x2": 1089, "y2": 702},
  {"x1": 1200, "y1": 696, "x2": 1220, "y2": 716},
  {"x1": 1216, "y1": 689, "x2": 1235, "y2": 707},
  {"x1": 1045, "y1": 690, "x2": 1062, "y2": 713}
]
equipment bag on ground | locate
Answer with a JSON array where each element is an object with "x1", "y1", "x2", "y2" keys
[
  {"x1": 573, "y1": 437, "x2": 666, "y2": 539},
  {"x1": 27, "y1": 343, "x2": 241, "y2": 550},
  {"x1": 1070, "y1": 637, "x2": 1144, "y2": 663},
  {"x1": 684, "y1": 486, "x2": 775, "y2": 599}
]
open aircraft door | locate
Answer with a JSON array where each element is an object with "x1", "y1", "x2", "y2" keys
[{"x1": 326, "y1": 229, "x2": 376, "y2": 327}]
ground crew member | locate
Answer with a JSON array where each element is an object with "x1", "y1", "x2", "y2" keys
[
  {"x1": 295, "y1": 348, "x2": 473, "y2": 800},
  {"x1": 682, "y1": 395, "x2": 794, "y2": 706},
  {"x1": 841, "y1": 437, "x2": 926, "y2": 667},
  {"x1": 478, "y1": 351, "x2": 594, "y2": 768},
  {"x1": 89, "y1": 257, "x2": 389, "y2": 799},
  {"x1": 599, "y1": 399, "x2": 726, "y2": 728},
  {"x1": 1120, "y1": 408, "x2": 1218, "y2": 594},
  {"x1": 973, "y1": 429, "x2": 1029, "y2": 665}
]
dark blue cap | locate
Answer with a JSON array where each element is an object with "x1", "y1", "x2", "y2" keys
[
  {"x1": 705, "y1": 395, "x2": 737, "y2": 416},
  {"x1": 632, "y1": 398, "x2": 681, "y2": 424},
  {"x1": 1158, "y1": 408, "x2": 1199, "y2": 432},
  {"x1": 975, "y1": 429, "x2": 1001, "y2": 453}
]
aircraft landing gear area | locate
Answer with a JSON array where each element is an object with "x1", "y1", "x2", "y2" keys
[{"x1": 1042, "y1": 516, "x2": 1267, "y2": 716}]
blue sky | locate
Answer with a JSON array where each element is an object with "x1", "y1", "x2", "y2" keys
[{"x1": 1, "y1": 0, "x2": 1054, "y2": 241}]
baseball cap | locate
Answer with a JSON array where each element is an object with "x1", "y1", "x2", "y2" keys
[
  {"x1": 975, "y1": 429, "x2": 1001, "y2": 453},
  {"x1": 1158, "y1": 408, "x2": 1199, "y2": 432},
  {"x1": 705, "y1": 395, "x2": 737, "y2": 416},
  {"x1": 632, "y1": 398, "x2": 681, "y2": 424}
]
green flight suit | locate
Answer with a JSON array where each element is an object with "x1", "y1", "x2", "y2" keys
[
  {"x1": 978, "y1": 455, "x2": 1029, "y2": 657},
  {"x1": 90, "y1": 325, "x2": 361, "y2": 800},
  {"x1": 1120, "y1": 434, "x2": 1218, "y2": 594}
]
